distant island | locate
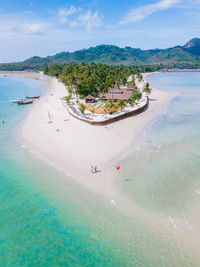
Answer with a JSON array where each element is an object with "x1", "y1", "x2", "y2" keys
[{"x1": 1, "y1": 38, "x2": 200, "y2": 71}]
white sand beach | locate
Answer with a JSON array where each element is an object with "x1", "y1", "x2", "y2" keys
[
  {"x1": 3, "y1": 71, "x2": 200, "y2": 262},
  {"x1": 6, "y1": 71, "x2": 172, "y2": 196}
]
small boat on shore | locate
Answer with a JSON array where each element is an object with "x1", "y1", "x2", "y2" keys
[
  {"x1": 10, "y1": 98, "x2": 23, "y2": 103},
  {"x1": 26, "y1": 96, "x2": 40, "y2": 99},
  {"x1": 18, "y1": 100, "x2": 33, "y2": 105}
]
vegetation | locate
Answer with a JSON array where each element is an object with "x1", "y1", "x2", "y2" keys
[
  {"x1": 105, "y1": 98, "x2": 117, "y2": 114},
  {"x1": 65, "y1": 95, "x2": 72, "y2": 104},
  {"x1": 44, "y1": 62, "x2": 143, "y2": 97},
  {"x1": 131, "y1": 90, "x2": 141, "y2": 101},
  {"x1": 1, "y1": 38, "x2": 200, "y2": 70},
  {"x1": 126, "y1": 90, "x2": 141, "y2": 107},
  {"x1": 90, "y1": 108, "x2": 95, "y2": 117},
  {"x1": 143, "y1": 82, "x2": 152, "y2": 95},
  {"x1": 136, "y1": 73, "x2": 143, "y2": 82},
  {"x1": 128, "y1": 98, "x2": 135, "y2": 107},
  {"x1": 117, "y1": 100, "x2": 126, "y2": 111},
  {"x1": 78, "y1": 103, "x2": 86, "y2": 114}
]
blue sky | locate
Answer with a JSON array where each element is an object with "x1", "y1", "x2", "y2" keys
[{"x1": 0, "y1": 0, "x2": 200, "y2": 62}]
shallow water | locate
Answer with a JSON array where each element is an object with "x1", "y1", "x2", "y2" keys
[
  {"x1": 0, "y1": 74, "x2": 199, "y2": 266},
  {"x1": 119, "y1": 72, "x2": 200, "y2": 214},
  {"x1": 0, "y1": 76, "x2": 129, "y2": 266},
  {"x1": 118, "y1": 72, "x2": 200, "y2": 264}
]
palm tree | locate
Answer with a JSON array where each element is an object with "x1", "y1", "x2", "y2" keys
[
  {"x1": 65, "y1": 95, "x2": 72, "y2": 105},
  {"x1": 68, "y1": 75, "x2": 77, "y2": 98},
  {"x1": 117, "y1": 99, "x2": 126, "y2": 111},
  {"x1": 106, "y1": 98, "x2": 114, "y2": 107},
  {"x1": 143, "y1": 82, "x2": 152, "y2": 95},
  {"x1": 136, "y1": 73, "x2": 143, "y2": 83},
  {"x1": 68, "y1": 87, "x2": 73, "y2": 95},
  {"x1": 69, "y1": 75, "x2": 77, "y2": 88},
  {"x1": 78, "y1": 103, "x2": 86, "y2": 114},
  {"x1": 90, "y1": 108, "x2": 95, "y2": 117},
  {"x1": 105, "y1": 98, "x2": 116, "y2": 113},
  {"x1": 128, "y1": 98, "x2": 135, "y2": 107}
]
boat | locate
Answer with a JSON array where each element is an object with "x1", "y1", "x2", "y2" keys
[
  {"x1": 18, "y1": 100, "x2": 33, "y2": 105},
  {"x1": 10, "y1": 98, "x2": 23, "y2": 103},
  {"x1": 26, "y1": 96, "x2": 40, "y2": 99}
]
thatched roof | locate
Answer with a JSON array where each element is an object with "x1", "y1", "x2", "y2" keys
[
  {"x1": 84, "y1": 94, "x2": 95, "y2": 100},
  {"x1": 103, "y1": 90, "x2": 132, "y2": 101},
  {"x1": 108, "y1": 84, "x2": 123, "y2": 94}
]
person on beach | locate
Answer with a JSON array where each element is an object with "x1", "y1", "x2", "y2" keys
[
  {"x1": 90, "y1": 165, "x2": 95, "y2": 173},
  {"x1": 94, "y1": 166, "x2": 97, "y2": 172},
  {"x1": 116, "y1": 165, "x2": 120, "y2": 171},
  {"x1": 2, "y1": 120, "x2": 4, "y2": 124}
]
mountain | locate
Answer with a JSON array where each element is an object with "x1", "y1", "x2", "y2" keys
[
  {"x1": 1, "y1": 38, "x2": 200, "y2": 70},
  {"x1": 183, "y1": 38, "x2": 200, "y2": 56}
]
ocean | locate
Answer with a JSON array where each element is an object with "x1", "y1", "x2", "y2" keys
[
  {"x1": 0, "y1": 73, "x2": 200, "y2": 266},
  {"x1": 0, "y1": 76, "x2": 128, "y2": 266}
]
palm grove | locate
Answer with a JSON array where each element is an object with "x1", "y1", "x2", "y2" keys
[{"x1": 43, "y1": 62, "x2": 152, "y2": 113}]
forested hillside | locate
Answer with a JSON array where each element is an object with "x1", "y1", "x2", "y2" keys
[{"x1": 1, "y1": 38, "x2": 200, "y2": 70}]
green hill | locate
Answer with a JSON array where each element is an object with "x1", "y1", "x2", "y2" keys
[
  {"x1": 1, "y1": 38, "x2": 200, "y2": 70},
  {"x1": 183, "y1": 38, "x2": 200, "y2": 56}
]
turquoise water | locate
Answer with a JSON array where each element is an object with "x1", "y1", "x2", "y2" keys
[
  {"x1": 0, "y1": 76, "x2": 130, "y2": 266},
  {"x1": 117, "y1": 72, "x2": 200, "y2": 265},
  {"x1": 1, "y1": 74, "x2": 200, "y2": 266},
  {"x1": 119, "y1": 72, "x2": 200, "y2": 214}
]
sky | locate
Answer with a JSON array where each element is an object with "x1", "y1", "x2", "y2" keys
[{"x1": 0, "y1": 0, "x2": 200, "y2": 62}]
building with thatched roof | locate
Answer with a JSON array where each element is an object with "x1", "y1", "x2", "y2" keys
[
  {"x1": 84, "y1": 94, "x2": 95, "y2": 103},
  {"x1": 102, "y1": 90, "x2": 132, "y2": 101},
  {"x1": 108, "y1": 84, "x2": 123, "y2": 94},
  {"x1": 100, "y1": 82, "x2": 141, "y2": 101}
]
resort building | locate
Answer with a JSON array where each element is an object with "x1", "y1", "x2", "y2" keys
[
  {"x1": 107, "y1": 84, "x2": 123, "y2": 94},
  {"x1": 84, "y1": 83, "x2": 140, "y2": 102},
  {"x1": 84, "y1": 94, "x2": 95, "y2": 103},
  {"x1": 102, "y1": 84, "x2": 134, "y2": 101},
  {"x1": 102, "y1": 90, "x2": 132, "y2": 101}
]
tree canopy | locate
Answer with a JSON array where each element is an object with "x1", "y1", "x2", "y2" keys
[{"x1": 44, "y1": 62, "x2": 145, "y2": 97}]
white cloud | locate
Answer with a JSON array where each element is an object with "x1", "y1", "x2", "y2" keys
[
  {"x1": 0, "y1": 14, "x2": 47, "y2": 36},
  {"x1": 119, "y1": 0, "x2": 180, "y2": 24},
  {"x1": 57, "y1": 6, "x2": 102, "y2": 31},
  {"x1": 77, "y1": 11, "x2": 103, "y2": 32},
  {"x1": 58, "y1": 6, "x2": 79, "y2": 23},
  {"x1": 18, "y1": 23, "x2": 45, "y2": 34}
]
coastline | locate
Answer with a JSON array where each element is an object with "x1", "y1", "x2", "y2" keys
[
  {"x1": 5, "y1": 71, "x2": 200, "y2": 261},
  {"x1": 1, "y1": 71, "x2": 173, "y2": 196},
  {"x1": 7, "y1": 71, "x2": 173, "y2": 197},
  {"x1": 0, "y1": 70, "x2": 43, "y2": 80}
]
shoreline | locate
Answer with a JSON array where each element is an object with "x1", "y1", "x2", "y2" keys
[
  {"x1": 10, "y1": 71, "x2": 173, "y2": 197},
  {"x1": 1, "y1": 71, "x2": 174, "y2": 196},
  {"x1": 3, "y1": 71, "x2": 200, "y2": 262}
]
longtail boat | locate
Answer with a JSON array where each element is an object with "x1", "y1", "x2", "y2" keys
[
  {"x1": 18, "y1": 100, "x2": 33, "y2": 105},
  {"x1": 10, "y1": 98, "x2": 23, "y2": 103},
  {"x1": 26, "y1": 96, "x2": 40, "y2": 99}
]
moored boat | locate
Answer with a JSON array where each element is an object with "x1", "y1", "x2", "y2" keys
[
  {"x1": 18, "y1": 100, "x2": 33, "y2": 105},
  {"x1": 10, "y1": 98, "x2": 23, "y2": 103},
  {"x1": 26, "y1": 96, "x2": 40, "y2": 99}
]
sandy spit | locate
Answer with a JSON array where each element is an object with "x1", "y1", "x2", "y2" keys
[
  {"x1": 4, "y1": 71, "x2": 200, "y2": 262},
  {"x1": 9, "y1": 71, "x2": 173, "y2": 196}
]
